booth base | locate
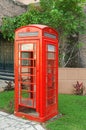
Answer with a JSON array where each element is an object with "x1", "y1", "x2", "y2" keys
[{"x1": 14, "y1": 111, "x2": 59, "y2": 122}]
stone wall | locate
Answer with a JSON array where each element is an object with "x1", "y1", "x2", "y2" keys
[
  {"x1": 0, "y1": 0, "x2": 27, "y2": 26},
  {"x1": 16, "y1": 0, "x2": 39, "y2": 5}
]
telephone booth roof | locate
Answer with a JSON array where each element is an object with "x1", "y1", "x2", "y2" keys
[
  {"x1": 15, "y1": 24, "x2": 58, "y2": 33},
  {"x1": 15, "y1": 24, "x2": 58, "y2": 40}
]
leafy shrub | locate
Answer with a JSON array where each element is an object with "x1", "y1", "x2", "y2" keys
[{"x1": 73, "y1": 81, "x2": 84, "y2": 95}]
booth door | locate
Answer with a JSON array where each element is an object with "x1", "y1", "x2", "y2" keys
[
  {"x1": 46, "y1": 43, "x2": 58, "y2": 108},
  {"x1": 18, "y1": 42, "x2": 39, "y2": 110}
]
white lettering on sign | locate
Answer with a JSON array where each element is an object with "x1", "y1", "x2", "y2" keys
[
  {"x1": 44, "y1": 32, "x2": 56, "y2": 39},
  {"x1": 18, "y1": 32, "x2": 38, "y2": 37}
]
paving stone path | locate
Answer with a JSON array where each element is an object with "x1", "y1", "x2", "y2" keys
[{"x1": 0, "y1": 111, "x2": 46, "y2": 130}]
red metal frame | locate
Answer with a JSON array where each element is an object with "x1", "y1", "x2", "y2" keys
[{"x1": 14, "y1": 24, "x2": 58, "y2": 122}]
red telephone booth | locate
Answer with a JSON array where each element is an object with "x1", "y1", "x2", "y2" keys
[{"x1": 14, "y1": 24, "x2": 58, "y2": 122}]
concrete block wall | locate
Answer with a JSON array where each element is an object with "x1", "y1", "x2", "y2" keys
[{"x1": 58, "y1": 68, "x2": 86, "y2": 95}]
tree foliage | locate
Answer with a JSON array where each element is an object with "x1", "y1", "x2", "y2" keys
[{"x1": 1, "y1": 0, "x2": 86, "y2": 67}]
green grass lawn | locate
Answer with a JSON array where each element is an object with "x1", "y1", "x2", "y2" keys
[
  {"x1": 0, "y1": 92, "x2": 86, "y2": 130},
  {"x1": 46, "y1": 94, "x2": 86, "y2": 130},
  {"x1": 0, "y1": 91, "x2": 14, "y2": 113}
]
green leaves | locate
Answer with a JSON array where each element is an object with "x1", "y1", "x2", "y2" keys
[
  {"x1": 1, "y1": 17, "x2": 16, "y2": 41},
  {"x1": 1, "y1": 0, "x2": 86, "y2": 41}
]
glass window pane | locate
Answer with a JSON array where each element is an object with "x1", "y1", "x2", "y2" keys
[
  {"x1": 21, "y1": 98, "x2": 33, "y2": 107},
  {"x1": 21, "y1": 52, "x2": 36, "y2": 59},
  {"x1": 21, "y1": 75, "x2": 36, "y2": 84},
  {"x1": 48, "y1": 53, "x2": 55, "y2": 59},
  {"x1": 47, "y1": 60, "x2": 55, "y2": 67},
  {"x1": 21, "y1": 44, "x2": 36, "y2": 51},
  {"x1": 21, "y1": 68, "x2": 30, "y2": 73},
  {"x1": 48, "y1": 45, "x2": 55, "y2": 52},
  {"x1": 47, "y1": 68, "x2": 55, "y2": 74},
  {"x1": 21, "y1": 52, "x2": 30, "y2": 58},
  {"x1": 21, "y1": 68, "x2": 36, "y2": 75},
  {"x1": 47, "y1": 97, "x2": 56, "y2": 105},
  {"x1": 22, "y1": 60, "x2": 31, "y2": 66}
]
